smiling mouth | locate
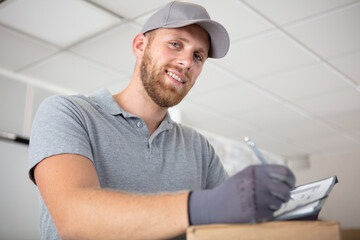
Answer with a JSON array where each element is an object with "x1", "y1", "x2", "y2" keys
[{"x1": 166, "y1": 70, "x2": 184, "y2": 84}]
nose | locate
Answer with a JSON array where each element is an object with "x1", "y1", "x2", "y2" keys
[{"x1": 176, "y1": 51, "x2": 193, "y2": 70}]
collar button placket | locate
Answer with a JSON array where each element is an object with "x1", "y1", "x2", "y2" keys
[{"x1": 136, "y1": 121, "x2": 143, "y2": 128}]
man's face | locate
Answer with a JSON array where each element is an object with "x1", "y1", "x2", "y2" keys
[{"x1": 140, "y1": 24, "x2": 210, "y2": 108}]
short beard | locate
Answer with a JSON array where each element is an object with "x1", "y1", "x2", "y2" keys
[{"x1": 140, "y1": 48, "x2": 190, "y2": 108}]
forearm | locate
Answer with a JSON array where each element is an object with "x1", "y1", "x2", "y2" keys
[
  {"x1": 34, "y1": 154, "x2": 190, "y2": 239},
  {"x1": 57, "y1": 188, "x2": 190, "y2": 240}
]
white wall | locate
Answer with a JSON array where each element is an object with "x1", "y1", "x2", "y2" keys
[
  {"x1": 293, "y1": 149, "x2": 360, "y2": 229},
  {"x1": 0, "y1": 140, "x2": 40, "y2": 240}
]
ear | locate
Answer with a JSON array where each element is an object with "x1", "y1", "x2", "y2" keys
[{"x1": 132, "y1": 33, "x2": 147, "y2": 58}]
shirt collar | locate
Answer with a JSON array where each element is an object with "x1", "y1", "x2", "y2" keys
[
  {"x1": 89, "y1": 88, "x2": 124, "y2": 116},
  {"x1": 89, "y1": 88, "x2": 174, "y2": 129}
]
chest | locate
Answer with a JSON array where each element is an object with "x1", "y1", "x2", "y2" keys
[{"x1": 86, "y1": 116, "x2": 205, "y2": 193}]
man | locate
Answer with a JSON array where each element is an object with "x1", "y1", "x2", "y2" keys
[{"x1": 29, "y1": 2, "x2": 295, "y2": 240}]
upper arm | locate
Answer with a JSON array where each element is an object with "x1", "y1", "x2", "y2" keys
[{"x1": 34, "y1": 154, "x2": 100, "y2": 226}]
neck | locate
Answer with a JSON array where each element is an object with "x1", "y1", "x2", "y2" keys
[{"x1": 112, "y1": 73, "x2": 168, "y2": 135}]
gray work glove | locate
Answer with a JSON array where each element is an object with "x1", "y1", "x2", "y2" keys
[{"x1": 188, "y1": 164, "x2": 295, "y2": 225}]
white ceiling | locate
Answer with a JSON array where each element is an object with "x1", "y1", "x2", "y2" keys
[{"x1": 0, "y1": 0, "x2": 359, "y2": 159}]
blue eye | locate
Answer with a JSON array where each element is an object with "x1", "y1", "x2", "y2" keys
[
  {"x1": 171, "y1": 42, "x2": 179, "y2": 48},
  {"x1": 194, "y1": 53, "x2": 203, "y2": 62}
]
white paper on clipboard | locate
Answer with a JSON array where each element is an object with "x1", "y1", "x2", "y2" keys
[{"x1": 273, "y1": 175, "x2": 338, "y2": 220}]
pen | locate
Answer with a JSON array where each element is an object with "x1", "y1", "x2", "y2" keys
[{"x1": 244, "y1": 137, "x2": 268, "y2": 164}]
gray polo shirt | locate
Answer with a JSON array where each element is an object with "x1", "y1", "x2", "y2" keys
[{"x1": 29, "y1": 88, "x2": 228, "y2": 239}]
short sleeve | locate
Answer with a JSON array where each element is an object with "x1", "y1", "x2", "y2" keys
[{"x1": 29, "y1": 95, "x2": 93, "y2": 184}]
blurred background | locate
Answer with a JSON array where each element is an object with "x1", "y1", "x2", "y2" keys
[{"x1": 0, "y1": 0, "x2": 359, "y2": 239}]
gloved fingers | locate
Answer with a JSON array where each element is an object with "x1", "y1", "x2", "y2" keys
[
  {"x1": 255, "y1": 207, "x2": 275, "y2": 222},
  {"x1": 267, "y1": 177, "x2": 292, "y2": 202},
  {"x1": 265, "y1": 165, "x2": 296, "y2": 189},
  {"x1": 269, "y1": 203, "x2": 282, "y2": 211},
  {"x1": 256, "y1": 189, "x2": 284, "y2": 210},
  {"x1": 253, "y1": 164, "x2": 295, "y2": 189},
  {"x1": 269, "y1": 172, "x2": 295, "y2": 189},
  {"x1": 253, "y1": 165, "x2": 293, "y2": 195},
  {"x1": 270, "y1": 190, "x2": 290, "y2": 202}
]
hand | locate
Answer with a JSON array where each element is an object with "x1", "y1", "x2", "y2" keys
[{"x1": 188, "y1": 164, "x2": 295, "y2": 225}]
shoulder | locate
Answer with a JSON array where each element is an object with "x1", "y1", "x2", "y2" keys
[
  {"x1": 36, "y1": 94, "x2": 98, "y2": 121},
  {"x1": 39, "y1": 94, "x2": 92, "y2": 112}
]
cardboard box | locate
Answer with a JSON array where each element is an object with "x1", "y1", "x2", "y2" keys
[
  {"x1": 187, "y1": 221, "x2": 341, "y2": 240},
  {"x1": 341, "y1": 228, "x2": 360, "y2": 240}
]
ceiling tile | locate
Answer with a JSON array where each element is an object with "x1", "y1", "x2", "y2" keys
[
  {"x1": 216, "y1": 31, "x2": 316, "y2": 79},
  {"x1": 0, "y1": 0, "x2": 121, "y2": 47},
  {"x1": 254, "y1": 63, "x2": 352, "y2": 101},
  {"x1": 293, "y1": 88, "x2": 360, "y2": 117},
  {"x1": 186, "y1": 63, "x2": 241, "y2": 99},
  {"x1": 20, "y1": 52, "x2": 124, "y2": 93},
  {"x1": 329, "y1": 51, "x2": 360, "y2": 85},
  {"x1": 70, "y1": 23, "x2": 140, "y2": 76},
  {"x1": 244, "y1": 0, "x2": 358, "y2": 25},
  {"x1": 234, "y1": 103, "x2": 311, "y2": 129},
  {"x1": 264, "y1": 117, "x2": 338, "y2": 142},
  {"x1": 324, "y1": 109, "x2": 360, "y2": 133},
  {"x1": 190, "y1": 82, "x2": 279, "y2": 116},
  {"x1": 0, "y1": 76, "x2": 27, "y2": 136},
  {"x1": 134, "y1": 11, "x2": 154, "y2": 27},
  {"x1": 286, "y1": 3, "x2": 360, "y2": 58},
  {"x1": 0, "y1": 26, "x2": 57, "y2": 71},
  {"x1": 89, "y1": 0, "x2": 170, "y2": 19},
  {"x1": 186, "y1": 0, "x2": 272, "y2": 41}
]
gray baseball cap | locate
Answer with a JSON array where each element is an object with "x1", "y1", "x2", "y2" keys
[{"x1": 141, "y1": 1, "x2": 230, "y2": 58}]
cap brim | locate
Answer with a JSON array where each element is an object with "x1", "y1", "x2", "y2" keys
[{"x1": 159, "y1": 19, "x2": 230, "y2": 58}]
